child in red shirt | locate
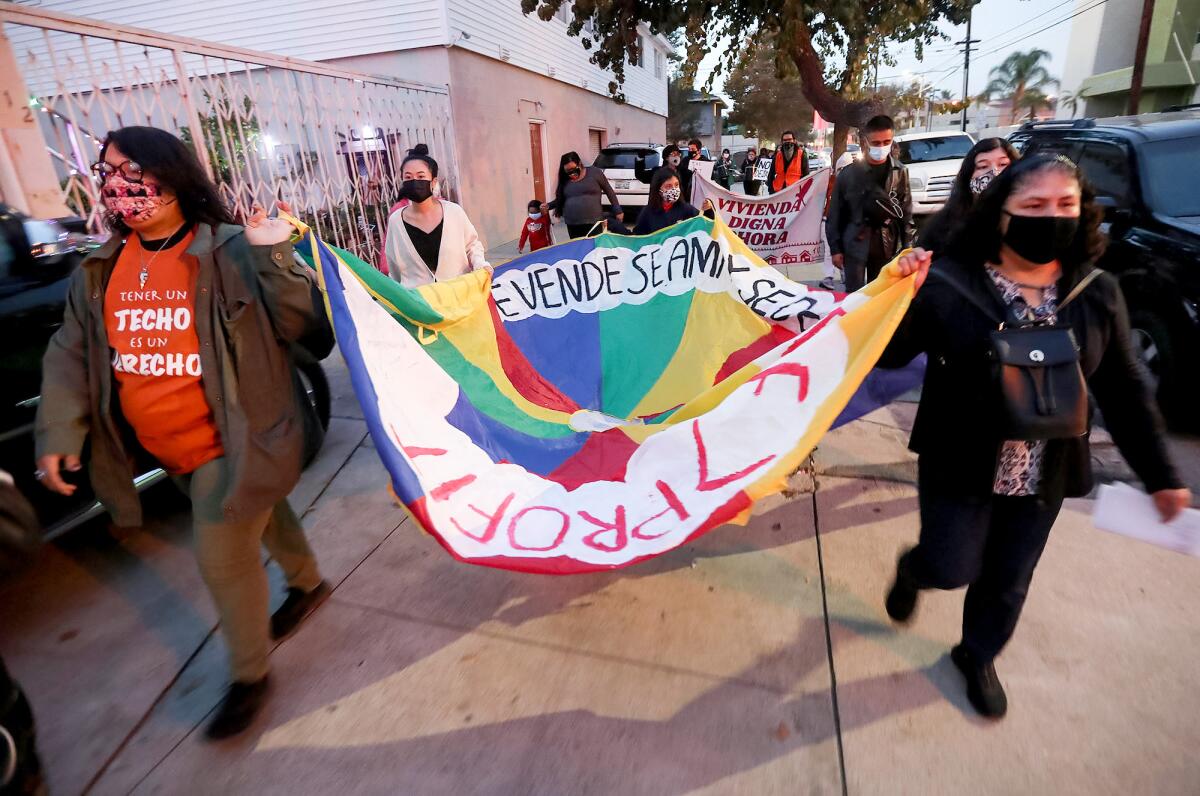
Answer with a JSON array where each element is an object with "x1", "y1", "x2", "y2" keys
[{"x1": 518, "y1": 198, "x2": 553, "y2": 253}]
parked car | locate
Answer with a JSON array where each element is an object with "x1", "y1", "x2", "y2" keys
[
  {"x1": 807, "y1": 148, "x2": 832, "y2": 171},
  {"x1": 593, "y1": 142, "x2": 664, "y2": 222},
  {"x1": 0, "y1": 204, "x2": 332, "y2": 536},
  {"x1": 894, "y1": 130, "x2": 976, "y2": 215},
  {"x1": 834, "y1": 144, "x2": 862, "y2": 173},
  {"x1": 1009, "y1": 111, "x2": 1200, "y2": 430}
]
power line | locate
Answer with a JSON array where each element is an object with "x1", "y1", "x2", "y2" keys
[
  {"x1": 977, "y1": 0, "x2": 1111, "y2": 59},
  {"x1": 876, "y1": 0, "x2": 1076, "y2": 83},
  {"x1": 983, "y1": 0, "x2": 1079, "y2": 46},
  {"x1": 879, "y1": 0, "x2": 1110, "y2": 103},
  {"x1": 876, "y1": 51, "x2": 962, "y2": 82}
]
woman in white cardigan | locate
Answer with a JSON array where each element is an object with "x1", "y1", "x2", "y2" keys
[{"x1": 385, "y1": 144, "x2": 490, "y2": 287}]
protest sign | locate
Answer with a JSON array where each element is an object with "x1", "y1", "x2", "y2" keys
[{"x1": 692, "y1": 170, "x2": 829, "y2": 267}]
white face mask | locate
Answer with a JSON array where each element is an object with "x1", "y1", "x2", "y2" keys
[
  {"x1": 667, "y1": 155, "x2": 682, "y2": 167},
  {"x1": 528, "y1": 211, "x2": 542, "y2": 219},
  {"x1": 661, "y1": 186, "x2": 682, "y2": 204},
  {"x1": 867, "y1": 145, "x2": 891, "y2": 162}
]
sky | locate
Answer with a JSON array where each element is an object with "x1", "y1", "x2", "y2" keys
[{"x1": 694, "y1": 0, "x2": 1087, "y2": 105}]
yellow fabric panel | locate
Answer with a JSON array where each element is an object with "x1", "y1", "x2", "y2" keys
[
  {"x1": 626, "y1": 289, "x2": 771, "y2": 422},
  {"x1": 741, "y1": 259, "x2": 917, "y2": 504},
  {"x1": 435, "y1": 297, "x2": 576, "y2": 428}
]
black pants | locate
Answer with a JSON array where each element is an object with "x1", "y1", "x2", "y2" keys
[
  {"x1": 900, "y1": 461, "x2": 1064, "y2": 662},
  {"x1": 567, "y1": 222, "x2": 602, "y2": 239},
  {"x1": 842, "y1": 258, "x2": 866, "y2": 292}
]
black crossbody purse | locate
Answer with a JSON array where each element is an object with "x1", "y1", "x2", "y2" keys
[{"x1": 931, "y1": 267, "x2": 1103, "y2": 440}]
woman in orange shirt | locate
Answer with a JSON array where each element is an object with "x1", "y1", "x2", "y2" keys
[{"x1": 35, "y1": 127, "x2": 329, "y2": 740}]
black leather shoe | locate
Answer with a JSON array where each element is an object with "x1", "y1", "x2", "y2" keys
[
  {"x1": 951, "y1": 645, "x2": 1008, "y2": 719},
  {"x1": 205, "y1": 676, "x2": 270, "y2": 740},
  {"x1": 885, "y1": 563, "x2": 918, "y2": 624},
  {"x1": 271, "y1": 581, "x2": 331, "y2": 641}
]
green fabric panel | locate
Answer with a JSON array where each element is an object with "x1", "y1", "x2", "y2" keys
[
  {"x1": 600, "y1": 290, "x2": 694, "y2": 419},
  {"x1": 307, "y1": 237, "x2": 573, "y2": 440},
  {"x1": 299, "y1": 238, "x2": 444, "y2": 325},
  {"x1": 391, "y1": 315, "x2": 577, "y2": 440}
]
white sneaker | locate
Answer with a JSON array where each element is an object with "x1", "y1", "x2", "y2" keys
[{"x1": 819, "y1": 276, "x2": 839, "y2": 290}]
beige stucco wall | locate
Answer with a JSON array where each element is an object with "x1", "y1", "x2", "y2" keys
[
  {"x1": 330, "y1": 46, "x2": 666, "y2": 250},
  {"x1": 445, "y1": 48, "x2": 666, "y2": 249}
]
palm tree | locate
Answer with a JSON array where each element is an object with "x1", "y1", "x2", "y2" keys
[
  {"x1": 981, "y1": 49, "x2": 1059, "y2": 124},
  {"x1": 1014, "y1": 89, "x2": 1053, "y2": 121},
  {"x1": 1058, "y1": 90, "x2": 1081, "y2": 118}
]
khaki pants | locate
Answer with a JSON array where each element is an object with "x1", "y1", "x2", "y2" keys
[{"x1": 175, "y1": 457, "x2": 322, "y2": 682}]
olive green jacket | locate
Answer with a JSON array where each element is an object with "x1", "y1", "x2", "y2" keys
[{"x1": 35, "y1": 223, "x2": 319, "y2": 527}]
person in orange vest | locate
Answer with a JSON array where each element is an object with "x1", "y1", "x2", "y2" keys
[{"x1": 766, "y1": 130, "x2": 810, "y2": 194}]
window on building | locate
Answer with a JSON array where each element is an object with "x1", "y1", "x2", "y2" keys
[
  {"x1": 654, "y1": 48, "x2": 664, "y2": 79},
  {"x1": 588, "y1": 129, "x2": 606, "y2": 161},
  {"x1": 636, "y1": 35, "x2": 645, "y2": 67}
]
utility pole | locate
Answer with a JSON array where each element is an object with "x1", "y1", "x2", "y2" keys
[
  {"x1": 1128, "y1": 0, "x2": 1156, "y2": 115},
  {"x1": 956, "y1": 10, "x2": 980, "y2": 132}
]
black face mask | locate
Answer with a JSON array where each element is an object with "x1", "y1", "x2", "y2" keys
[
  {"x1": 401, "y1": 179, "x2": 433, "y2": 203},
  {"x1": 1002, "y1": 212, "x2": 1079, "y2": 264},
  {"x1": 566, "y1": 167, "x2": 582, "y2": 178},
  {"x1": 782, "y1": 142, "x2": 797, "y2": 156}
]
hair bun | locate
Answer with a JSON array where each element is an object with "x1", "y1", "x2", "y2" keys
[{"x1": 409, "y1": 143, "x2": 430, "y2": 156}]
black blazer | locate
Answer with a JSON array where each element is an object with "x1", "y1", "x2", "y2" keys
[{"x1": 877, "y1": 255, "x2": 1181, "y2": 499}]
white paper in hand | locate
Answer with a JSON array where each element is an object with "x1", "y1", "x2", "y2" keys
[{"x1": 1093, "y1": 482, "x2": 1200, "y2": 557}]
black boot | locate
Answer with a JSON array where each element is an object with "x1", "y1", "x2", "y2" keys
[
  {"x1": 885, "y1": 558, "x2": 919, "y2": 624},
  {"x1": 271, "y1": 581, "x2": 331, "y2": 641},
  {"x1": 951, "y1": 645, "x2": 1008, "y2": 719},
  {"x1": 205, "y1": 676, "x2": 270, "y2": 740}
]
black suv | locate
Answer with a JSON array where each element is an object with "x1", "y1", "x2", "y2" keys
[{"x1": 1010, "y1": 111, "x2": 1200, "y2": 430}]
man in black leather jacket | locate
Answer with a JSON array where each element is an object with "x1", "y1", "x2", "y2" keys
[{"x1": 826, "y1": 115, "x2": 914, "y2": 292}]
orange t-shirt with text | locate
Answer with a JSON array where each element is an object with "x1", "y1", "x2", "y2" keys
[{"x1": 104, "y1": 230, "x2": 224, "y2": 474}]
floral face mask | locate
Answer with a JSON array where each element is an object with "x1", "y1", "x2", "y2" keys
[
  {"x1": 101, "y1": 174, "x2": 173, "y2": 223},
  {"x1": 969, "y1": 170, "x2": 1000, "y2": 196},
  {"x1": 660, "y1": 185, "x2": 682, "y2": 204}
]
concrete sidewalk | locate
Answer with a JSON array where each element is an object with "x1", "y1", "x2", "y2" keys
[
  {"x1": 485, "y1": 218, "x2": 569, "y2": 268},
  {"x1": 1, "y1": 356, "x2": 1198, "y2": 795}
]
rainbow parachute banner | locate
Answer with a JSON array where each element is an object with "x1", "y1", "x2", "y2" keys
[{"x1": 300, "y1": 214, "x2": 920, "y2": 574}]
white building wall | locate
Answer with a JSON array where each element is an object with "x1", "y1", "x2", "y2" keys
[
  {"x1": 20, "y1": 0, "x2": 448, "y2": 60},
  {"x1": 445, "y1": 0, "x2": 669, "y2": 116},
  {"x1": 31, "y1": 0, "x2": 668, "y2": 115},
  {"x1": 1058, "y1": 0, "x2": 1110, "y2": 118}
]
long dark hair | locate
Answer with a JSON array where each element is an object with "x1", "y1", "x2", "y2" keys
[
  {"x1": 921, "y1": 138, "x2": 1019, "y2": 251},
  {"x1": 647, "y1": 166, "x2": 681, "y2": 212},
  {"x1": 552, "y1": 151, "x2": 584, "y2": 220},
  {"x1": 99, "y1": 126, "x2": 234, "y2": 234},
  {"x1": 945, "y1": 153, "x2": 1107, "y2": 278}
]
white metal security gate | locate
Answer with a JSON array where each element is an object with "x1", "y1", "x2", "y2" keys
[{"x1": 0, "y1": 4, "x2": 458, "y2": 263}]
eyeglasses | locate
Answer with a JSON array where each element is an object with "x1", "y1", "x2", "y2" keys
[{"x1": 90, "y1": 158, "x2": 144, "y2": 182}]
